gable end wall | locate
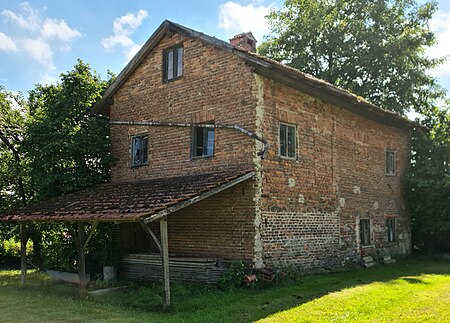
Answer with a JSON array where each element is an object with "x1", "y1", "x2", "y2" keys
[{"x1": 256, "y1": 76, "x2": 411, "y2": 270}]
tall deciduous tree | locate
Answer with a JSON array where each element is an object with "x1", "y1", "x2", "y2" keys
[
  {"x1": 259, "y1": 0, "x2": 444, "y2": 114},
  {"x1": 0, "y1": 87, "x2": 29, "y2": 211},
  {"x1": 24, "y1": 60, "x2": 113, "y2": 199},
  {"x1": 408, "y1": 106, "x2": 450, "y2": 252}
]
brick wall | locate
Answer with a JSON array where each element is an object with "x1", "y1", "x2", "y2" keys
[
  {"x1": 109, "y1": 29, "x2": 412, "y2": 270},
  {"x1": 256, "y1": 76, "x2": 411, "y2": 269},
  {"x1": 119, "y1": 180, "x2": 255, "y2": 261},
  {"x1": 109, "y1": 33, "x2": 258, "y2": 182}
]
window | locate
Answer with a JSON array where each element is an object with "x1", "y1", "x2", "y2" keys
[
  {"x1": 192, "y1": 126, "x2": 214, "y2": 158},
  {"x1": 163, "y1": 46, "x2": 183, "y2": 82},
  {"x1": 385, "y1": 150, "x2": 396, "y2": 175},
  {"x1": 386, "y1": 218, "x2": 396, "y2": 242},
  {"x1": 280, "y1": 123, "x2": 296, "y2": 158},
  {"x1": 131, "y1": 135, "x2": 148, "y2": 167},
  {"x1": 360, "y1": 219, "x2": 371, "y2": 246}
]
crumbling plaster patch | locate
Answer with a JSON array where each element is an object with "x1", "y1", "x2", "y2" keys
[{"x1": 252, "y1": 74, "x2": 265, "y2": 269}]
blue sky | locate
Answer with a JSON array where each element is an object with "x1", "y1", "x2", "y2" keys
[{"x1": 1, "y1": 0, "x2": 449, "y2": 97}]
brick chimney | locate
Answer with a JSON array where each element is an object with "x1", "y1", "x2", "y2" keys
[{"x1": 229, "y1": 32, "x2": 257, "y2": 53}]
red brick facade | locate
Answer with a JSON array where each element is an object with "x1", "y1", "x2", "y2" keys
[
  {"x1": 255, "y1": 78, "x2": 411, "y2": 269},
  {"x1": 108, "y1": 25, "x2": 411, "y2": 271}
]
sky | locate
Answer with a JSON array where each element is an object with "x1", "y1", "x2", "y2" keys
[{"x1": 0, "y1": 0, "x2": 449, "y2": 97}]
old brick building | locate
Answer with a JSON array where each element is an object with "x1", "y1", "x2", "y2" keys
[
  {"x1": 98, "y1": 20, "x2": 416, "y2": 271},
  {"x1": 2, "y1": 20, "x2": 418, "y2": 278}
]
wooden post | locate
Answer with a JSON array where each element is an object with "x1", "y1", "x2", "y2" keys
[
  {"x1": 20, "y1": 222, "x2": 27, "y2": 286},
  {"x1": 160, "y1": 217, "x2": 170, "y2": 308},
  {"x1": 77, "y1": 223, "x2": 87, "y2": 297}
]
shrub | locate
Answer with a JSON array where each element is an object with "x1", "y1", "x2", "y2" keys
[{"x1": 217, "y1": 261, "x2": 247, "y2": 290}]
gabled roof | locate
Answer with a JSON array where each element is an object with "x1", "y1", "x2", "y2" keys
[
  {"x1": 94, "y1": 20, "x2": 423, "y2": 131},
  {"x1": 0, "y1": 170, "x2": 254, "y2": 222}
]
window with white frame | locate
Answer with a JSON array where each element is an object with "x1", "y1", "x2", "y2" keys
[
  {"x1": 163, "y1": 45, "x2": 183, "y2": 82},
  {"x1": 131, "y1": 135, "x2": 148, "y2": 167},
  {"x1": 280, "y1": 123, "x2": 296, "y2": 158},
  {"x1": 385, "y1": 150, "x2": 396, "y2": 175},
  {"x1": 192, "y1": 125, "x2": 214, "y2": 158}
]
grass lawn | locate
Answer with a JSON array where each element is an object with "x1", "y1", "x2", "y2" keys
[{"x1": 0, "y1": 257, "x2": 448, "y2": 322}]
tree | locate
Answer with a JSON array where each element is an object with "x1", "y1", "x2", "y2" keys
[
  {"x1": 24, "y1": 60, "x2": 113, "y2": 199},
  {"x1": 259, "y1": 0, "x2": 444, "y2": 114},
  {"x1": 1, "y1": 61, "x2": 115, "y2": 270},
  {"x1": 0, "y1": 87, "x2": 29, "y2": 211},
  {"x1": 408, "y1": 105, "x2": 450, "y2": 252}
]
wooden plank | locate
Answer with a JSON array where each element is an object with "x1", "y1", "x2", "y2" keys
[
  {"x1": 160, "y1": 217, "x2": 170, "y2": 308},
  {"x1": 139, "y1": 222, "x2": 162, "y2": 253},
  {"x1": 143, "y1": 172, "x2": 254, "y2": 224},
  {"x1": 20, "y1": 223, "x2": 27, "y2": 286}
]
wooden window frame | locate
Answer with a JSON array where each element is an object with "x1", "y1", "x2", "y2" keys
[
  {"x1": 279, "y1": 122, "x2": 297, "y2": 159},
  {"x1": 162, "y1": 44, "x2": 183, "y2": 83},
  {"x1": 191, "y1": 125, "x2": 215, "y2": 159},
  {"x1": 386, "y1": 218, "x2": 396, "y2": 242},
  {"x1": 359, "y1": 219, "x2": 371, "y2": 246},
  {"x1": 130, "y1": 134, "x2": 149, "y2": 167},
  {"x1": 385, "y1": 150, "x2": 396, "y2": 176}
]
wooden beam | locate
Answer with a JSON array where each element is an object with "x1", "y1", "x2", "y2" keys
[
  {"x1": 143, "y1": 171, "x2": 255, "y2": 224},
  {"x1": 20, "y1": 222, "x2": 28, "y2": 286},
  {"x1": 82, "y1": 221, "x2": 99, "y2": 251},
  {"x1": 160, "y1": 217, "x2": 170, "y2": 308},
  {"x1": 77, "y1": 223, "x2": 87, "y2": 297},
  {"x1": 139, "y1": 221, "x2": 162, "y2": 253}
]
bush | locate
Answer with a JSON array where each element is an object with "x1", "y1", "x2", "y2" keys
[
  {"x1": 217, "y1": 261, "x2": 247, "y2": 290},
  {"x1": 0, "y1": 238, "x2": 33, "y2": 260}
]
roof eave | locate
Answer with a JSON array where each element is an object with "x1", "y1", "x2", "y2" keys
[
  {"x1": 247, "y1": 61, "x2": 426, "y2": 131},
  {"x1": 93, "y1": 20, "x2": 172, "y2": 113},
  {"x1": 94, "y1": 20, "x2": 425, "y2": 132}
]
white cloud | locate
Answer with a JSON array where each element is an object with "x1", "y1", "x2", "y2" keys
[
  {"x1": 41, "y1": 18, "x2": 81, "y2": 42},
  {"x1": 101, "y1": 9, "x2": 148, "y2": 62},
  {"x1": 1, "y1": 2, "x2": 80, "y2": 69},
  {"x1": 0, "y1": 32, "x2": 17, "y2": 52},
  {"x1": 21, "y1": 38, "x2": 55, "y2": 70},
  {"x1": 1, "y1": 2, "x2": 41, "y2": 31},
  {"x1": 40, "y1": 71, "x2": 58, "y2": 85},
  {"x1": 126, "y1": 43, "x2": 143, "y2": 62},
  {"x1": 428, "y1": 10, "x2": 450, "y2": 78},
  {"x1": 218, "y1": 1, "x2": 275, "y2": 42}
]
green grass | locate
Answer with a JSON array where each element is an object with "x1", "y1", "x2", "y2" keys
[{"x1": 0, "y1": 257, "x2": 449, "y2": 322}]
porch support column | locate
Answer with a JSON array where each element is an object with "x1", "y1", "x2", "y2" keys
[
  {"x1": 68, "y1": 221, "x2": 98, "y2": 297},
  {"x1": 20, "y1": 222, "x2": 28, "y2": 286},
  {"x1": 77, "y1": 222, "x2": 87, "y2": 297},
  {"x1": 160, "y1": 216, "x2": 170, "y2": 308}
]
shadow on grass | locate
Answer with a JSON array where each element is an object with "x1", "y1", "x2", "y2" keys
[
  {"x1": 0, "y1": 257, "x2": 449, "y2": 322},
  {"x1": 400, "y1": 277, "x2": 429, "y2": 284},
  {"x1": 91, "y1": 256, "x2": 450, "y2": 321}
]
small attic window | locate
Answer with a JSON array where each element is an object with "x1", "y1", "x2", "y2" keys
[{"x1": 163, "y1": 45, "x2": 183, "y2": 82}]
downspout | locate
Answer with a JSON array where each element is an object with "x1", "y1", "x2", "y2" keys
[{"x1": 109, "y1": 120, "x2": 269, "y2": 158}]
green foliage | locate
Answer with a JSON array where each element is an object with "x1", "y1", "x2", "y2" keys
[
  {"x1": 408, "y1": 106, "x2": 450, "y2": 253},
  {"x1": 1, "y1": 60, "x2": 116, "y2": 272},
  {"x1": 0, "y1": 86, "x2": 30, "y2": 211},
  {"x1": 217, "y1": 261, "x2": 247, "y2": 289},
  {"x1": 23, "y1": 59, "x2": 113, "y2": 199},
  {"x1": 0, "y1": 238, "x2": 33, "y2": 258},
  {"x1": 86, "y1": 223, "x2": 118, "y2": 269},
  {"x1": 40, "y1": 224, "x2": 77, "y2": 272},
  {"x1": 259, "y1": 0, "x2": 444, "y2": 114}
]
